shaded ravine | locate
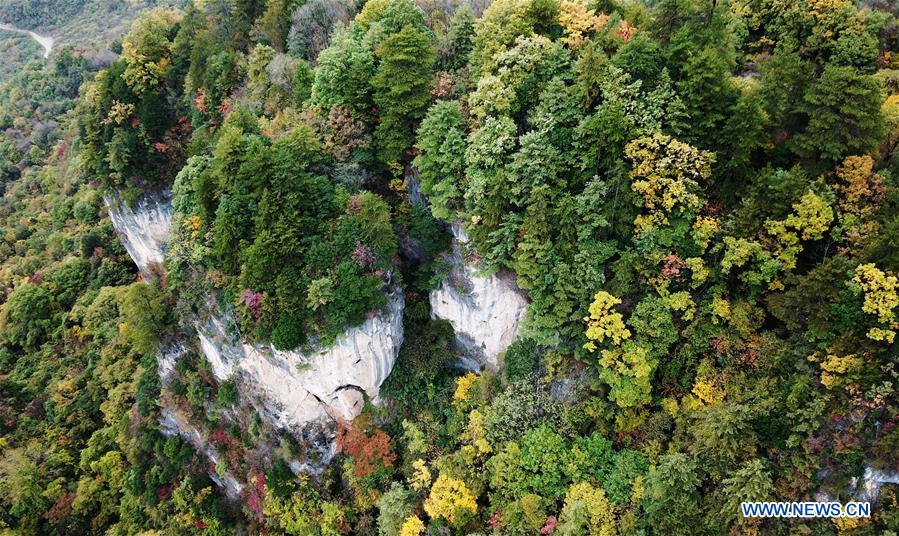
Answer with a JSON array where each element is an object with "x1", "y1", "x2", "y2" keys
[{"x1": 0, "y1": 22, "x2": 54, "y2": 58}]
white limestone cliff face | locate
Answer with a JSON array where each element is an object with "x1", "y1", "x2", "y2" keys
[
  {"x1": 430, "y1": 223, "x2": 529, "y2": 370},
  {"x1": 815, "y1": 466, "x2": 899, "y2": 503},
  {"x1": 104, "y1": 191, "x2": 173, "y2": 277},
  {"x1": 853, "y1": 467, "x2": 899, "y2": 501},
  {"x1": 196, "y1": 291, "x2": 405, "y2": 430}
]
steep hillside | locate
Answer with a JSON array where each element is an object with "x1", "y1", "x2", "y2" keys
[{"x1": 2, "y1": 0, "x2": 899, "y2": 535}]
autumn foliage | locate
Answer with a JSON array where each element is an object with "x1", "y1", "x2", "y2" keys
[{"x1": 337, "y1": 423, "x2": 397, "y2": 479}]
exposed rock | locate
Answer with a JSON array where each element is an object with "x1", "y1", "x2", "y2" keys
[
  {"x1": 104, "y1": 190, "x2": 173, "y2": 277},
  {"x1": 157, "y1": 342, "x2": 186, "y2": 382},
  {"x1": 404, "y1": 165, "x2": 427, "y2": 207},
  {"x1": 108, "y1": 187, "x2": 405, "y2": 475},
  {"x1": 430, "y1": 223, "x2": 529, "y2": 370},
  {"x1": 815, "y1": 466, "x2": 899, "y2": 503},
  {"x1": 852, "y1": 467, "x2": 899, "y2": 501},
  {"x1": 195, "y1": 291, "x2": 405, "y2": 429},
  {"x1": 159, "y1": 405, "x2": 244, "y2": 499}
]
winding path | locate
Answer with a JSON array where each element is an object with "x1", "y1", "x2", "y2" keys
[{"x1": 0, "y1": 22, "x2": 54, "y2": 58}]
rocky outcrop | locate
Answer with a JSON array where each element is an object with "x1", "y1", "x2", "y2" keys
[
  {"x1": 108, "y1": 188, "x2": 405, "y2": 473},
  {"x1": 815, "y1": 466, "x2": 899, "y2": 503},
  {"x1": 196, "y1": 291, "x2": 405, "y2": 430},
  {"x1": 104, "y1": 190, "x2": 173, "y2": 277},
  {"x1": 853, "y1": 467, "x2": 899, "y2": 501},
  {"x1": 430, "y1": 223, "x2": 529, "y2": 370}
]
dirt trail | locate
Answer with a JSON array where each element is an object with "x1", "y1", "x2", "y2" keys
[{"x1": 0, "y1": 22, "x2": 54, "y2": 58}]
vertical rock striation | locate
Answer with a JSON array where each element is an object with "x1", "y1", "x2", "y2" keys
[
  {"x1": 429, "y1": 223, "x2": 529, "y2": 370},
  {"x1": 195, "y1": 291, "x2": 405, "y2": 430},
  {"x1": 104, "y1": 190, "x2": 173, "y2": 278}
]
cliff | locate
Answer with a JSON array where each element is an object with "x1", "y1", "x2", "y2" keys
[
  {"x1": 104, "y1": 191, "x2": 173, "y2": 278},
  {"x1": 429, "y1": 223, "x2": 529, "y2": 370},
  {"x1": 105, "y1": 189, "x2": 405, "y2": 471},
  {"x1": 195, "y1": 291, "x2": 404, "y2": 430}
]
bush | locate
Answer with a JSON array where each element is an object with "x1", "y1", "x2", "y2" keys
[{"x1": 502, "y1": 338, "x2": 540, "y2": 382}]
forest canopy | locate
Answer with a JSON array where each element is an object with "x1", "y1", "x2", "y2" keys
[{"x1": 1, "y1": 0, "x2": 899, "y2": 534}]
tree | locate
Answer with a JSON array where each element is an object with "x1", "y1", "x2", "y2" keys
[
  {"x1": 487, "y1": 425, "x2": 571, "y2": 501},
  {"x1": 852, "y1": 263, "x2": 899, "y2": 342},
  {"x1": 689, "y1": 403, "x2": 758, "y2": 480},
  {"x1": 377, "y1": 483, "x2": 415, "y2": 536},
  {"x1": 312, "y1": 28, "x2": 376, "y2": 114},
  {"x1": 0, "y1": 283, "x2": 54, "y2": 350},
  {"x1": 710, "y1": 459, "x2": 774, "y2": 531},
  {"x1": 0, "y1": 443, "x2": 48, "y2": 531},
  {"x1": 470, "y1": 0, "x2": 552, "y2": 75},
  {"x1": 624, "y1": 133, "x2": 714, "y2": 234},
  {"x1": 441, "y1": 4, "x2": 475, "y2": 70},
  {"x1": 792, "y1": 65, "x2": 885, "y2": 166},
  {"x1": 347, "y1": 191, "x2": 397, "y2": 256},
  {"x1": 413, "y1": 100, "x2": 467, "y2": 220},
  {"x1": 583, "y1": 291, "x2": 631, "y2": 352},
  {"x1": 287, "y1": 0, "x2": 354, "y2": 62},
  {"x1": 119, "y1": 282, "x2": 172, "y2": 356},
  {"x1": 556, "y1": 482, "x2": 615, "y2": 536},
  {"x1": 120, "y1": 8, "x2": 181, "y2": 94},
  {"x1": 759, "y1": 44, "x2": 815, "y2": 142},
  {"x1": 424, "y1": 474, "x2": 477, "y2": 526},
  {"x1": 259, "y1": 0, "x2": 306, "y2": 51},
  {"x1": 643, "y1": 453, "x2": 703, "y2": 535},
  {"x1": 399, "y1": 515, "x2": 425, "y2": 536},
  {"x1": 293, "y1": 59, "x2": 313, "y2": 105},
  {"x1": 307, "y1": 277, "x2": 335, "y2": 311},
  {"x1": 372, "y1": 24, "x2": 436, "y2": 165},
  {"x1": 611, "y1": 33, "x2": 666, "y2": 88},
  {"x1": 675, "y1": 46, "x2": 738, "y2": 150},
  {"x1": 246, "y1": 44, "x2": 277, "y2": 106},
  {"x1": 338, "y1": 426, "x2": 397, "y2": 480},
  {"x1": 597, "y1": 342, "x2": 655, "y2": 408}
]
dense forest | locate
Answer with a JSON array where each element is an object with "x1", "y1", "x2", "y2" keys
[{"x1": 1, "y1": 0, "x2": 899, "y2": 534}]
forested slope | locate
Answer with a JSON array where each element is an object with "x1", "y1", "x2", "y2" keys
[{"x1": 1, "y1": 0, "x2": 899, "y2": 535}]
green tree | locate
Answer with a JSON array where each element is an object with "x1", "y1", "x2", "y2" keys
[
  {"x1": 377, "y1": 483, "x2": 416, "y2": 536},
  {"x1": 413, "y1": 100, "x2": 467, "y2": 220},
  {"x1": 312, "y1": 27, "x2": 376, "y2": 114},
  {"x1": 643, "y1": 453, "x2": 703, "y2": 535},
  {"x1": 793, "y1": 65, "x2": 885, "y2": 166},
  {"x1": 441, "y1": 4, "x2": 476, "y2": 70},
  {"x1": 293, "y1": 59, "x2": 314, "y2": 105},
  {"x1": 1, "y1": 283, "x2": 54, "y2": 350},
  {"x1": 710, "y1": 458, "x2": 775, "y2": 531},
  {"x1": 119, "y1": 282, "x2": 172, "y2": 356},
  {"x1": 372, "y1": 24, "x2": 436, "y2": 165},
  {"x1": 120, "y1": 8, "x2": 181, "y2": 94}
]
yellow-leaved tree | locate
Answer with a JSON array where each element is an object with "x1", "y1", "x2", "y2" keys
[
  {"x1": 399, "y1": 515, "x2": 426, "y2": 536},
  {"x1": 624, "y1": 133, "x2": 714, "y2": 235},
  {"x1": 121, "y1": 8, "x2": 181, "y2": 94},
  {"x1": 556, "y1": 482, "x2": 616, "y2": 536},
  {"x1": 853, "y1": 263, "x2": 899, "y2": 342},
  {"x1": 583, "y1": 291, "x2": 631, "y2": 352},
  {"x1": 423, "y1": 474, "x2": 477, "y2": 527}
]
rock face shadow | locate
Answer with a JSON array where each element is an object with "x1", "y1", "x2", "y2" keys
[{"x1": 430, "y1": 222, "x2": 529, "y2": 370}]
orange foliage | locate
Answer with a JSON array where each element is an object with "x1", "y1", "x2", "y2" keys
[
  {"x1": 617, "y1": 20, "x2": 635, "y2": 42},
  {"x1": 337, "y1": 423, "x2": 397, "y2": 478}
]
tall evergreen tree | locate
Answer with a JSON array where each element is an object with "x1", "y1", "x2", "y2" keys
[{"x1": 372, "y1": 24, "x2": 436, "y2": 165}]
